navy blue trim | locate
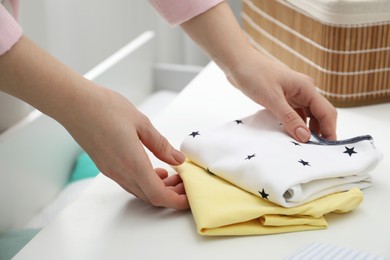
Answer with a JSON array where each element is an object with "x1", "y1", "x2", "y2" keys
[{"x1": 306, "y1": 132, "x2": 373, "y2": 146}]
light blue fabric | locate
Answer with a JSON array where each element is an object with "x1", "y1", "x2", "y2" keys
[
  {"x1": 286, "y1": 242, "x2": 387, "y2": 260},
  {"x1": 69, "y1": 152, "x2": 99, "y2": 183},
  {"x1": 0, "y1": 229, "x2": 41, "y2": 260},
  {"x1": 0, "y1": 153, "x2": 98, "y2": 260}
]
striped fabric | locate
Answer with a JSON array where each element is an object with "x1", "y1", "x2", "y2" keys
[{"x1": 286, "y1": 242, "x2": 388, "y2": 260}]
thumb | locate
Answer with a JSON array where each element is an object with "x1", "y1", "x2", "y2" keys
[
  {"x1": 138, "y1": 119, "x2": 185, "y2": 165},
  {"x1": 272, "y1": 101, "x2": 311, "y2": 142}
]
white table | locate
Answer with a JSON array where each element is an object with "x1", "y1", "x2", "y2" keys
[{"x1": 15, "y1": 62, "x2": 390, "y2": 259}]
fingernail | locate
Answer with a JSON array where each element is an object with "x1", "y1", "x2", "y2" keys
[
  {"x1": 295, "y1": 127, "x2": 310, "y2": 142},
  {"x1": 172, "y1": 149, "x2": 185, "y2": 163}
]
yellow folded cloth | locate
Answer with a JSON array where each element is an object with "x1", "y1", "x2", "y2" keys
[{"x1": 176, "y1": 161, "x2": 364, "y2": 236}]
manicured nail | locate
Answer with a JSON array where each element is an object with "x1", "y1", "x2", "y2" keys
[
  {"x1": 295, "y1": 127, "x2": 310, "y2": 142},
  {"x1": 172, "y1": 149, "x2": 185, "y2": 163}
]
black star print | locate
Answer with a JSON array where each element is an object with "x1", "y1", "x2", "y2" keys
[
  {"x1": 245, "y1": 154, "x2": 256, "y2": 160},
  {"x1": 189, "y1": 131, "x2": 200, "y2": 138},
  {"x1": 235, "y1": 120, "x2": 243, "y2": 125},
  {"x1": 258, "y1": 188, "x2": 269, "y2": 200},
  {"x1": 298, "y1": 159, "x2": 310, "y2": 166},
  {"x1": 344, "y1": 146, "x2": 357, "y2": 157},
  {"x1": 291, "y1": 141, "x2": 301, "y2": 146}
]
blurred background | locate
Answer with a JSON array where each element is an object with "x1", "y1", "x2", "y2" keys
[{"x1": 19, "y1": 0, "x2": 242, "y2": 89}]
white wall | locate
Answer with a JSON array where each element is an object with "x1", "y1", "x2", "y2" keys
[
  {"x1": 19, "y1": 0, "x2": 241, "y2": 74},
  {"x1": 18, "y1": 0, "x2": 213, "y2": 74}
]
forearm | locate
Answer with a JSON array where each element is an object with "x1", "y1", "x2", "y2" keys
[
  {"x1": 0, "y1": 36, "x2": 189, "y2": 209},
  {"x1": 0, "y1": 36, "x2": 100, "y2": 126},
  {"x1": 181, "y1": 1, "x2": 337, "y2": 141},
  {"x1": 180, "y1": 1, "x2": 255, "y2": 76}
]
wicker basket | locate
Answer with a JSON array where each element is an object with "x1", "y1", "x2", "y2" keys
[{"x1": 241, "y1": 0, "x2": 390, "y2": 107}]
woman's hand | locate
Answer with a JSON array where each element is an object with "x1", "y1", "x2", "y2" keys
[
  {"x1": 62, "y1": 87, "x2": 189, "y2": 209},
  {"x1": 0, "y1": 36, "x2": 189, "y2": 210},
  {"x1": 181, "y1": 1, "x2": 337, "y2": 142},
  {"x1": 226, "y1": 49, "x2": 337, "y2": 142}
]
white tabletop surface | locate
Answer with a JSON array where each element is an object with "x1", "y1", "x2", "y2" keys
[{"x1": 15, "y1": 62, "x2": 390, "y2": 259}]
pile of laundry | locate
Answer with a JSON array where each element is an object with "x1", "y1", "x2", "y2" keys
[{"x1": 177, "y1": 109, "x2": 383, "y2": 236}]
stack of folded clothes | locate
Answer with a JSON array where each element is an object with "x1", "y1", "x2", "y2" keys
[{"x1": 178, "y1": 109, "x2": 383, "y2": 236}]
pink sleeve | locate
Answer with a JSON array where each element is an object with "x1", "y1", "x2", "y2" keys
[
  {"x1": 149, "y1": 0, "x2": 224, "y2": 26},
  {"x1": 0, "y1": 3, "x2": 23, "y2": 56}
]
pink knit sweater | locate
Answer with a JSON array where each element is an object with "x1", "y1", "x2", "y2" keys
[
  {"x1": 148, "y1": 0, "x2": 223, "y2": 25},
  {"x1": 0, "y1": 0, "x2": 223, "y2": 56},
  {"x1": 0, "y1": 0, "x2": 22, "y2": 55}
]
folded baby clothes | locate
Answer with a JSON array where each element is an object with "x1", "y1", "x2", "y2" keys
[
  {"x1": 176, "y1": 161, "x2": 364, "y2": 236},
  {"x1": 180, "y1": 109, "x2": 383, "y2": 207}
]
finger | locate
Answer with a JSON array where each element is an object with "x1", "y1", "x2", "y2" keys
[
  {"x1": 308, "y1": 94, "x2": 338, "y2": 140},
  {"x1": 146, "y1": 186, "x2": 189, "y2": 210},
  {"x1": 137, "y1": 116, "x2": 185, "y2": 165},
  {"x1": 167, "y1": 182, "x2": 186, "y2": 195},
  {"x1": 144, "y1": 178, "x2": 189, "y2": 210},
  {"x1": 162, "y1": 174, "x2": 183, "y2": 187},
  {"x1": 308, "y1": 116, "x2": 320, "y2": 135},
  {"x1": 164, "y1": 191, "x2": 189, "y2": 209},
  {"x1": 132, "y1": 146, "x2": 189, "y2": 209},
  {"x1": 154, "y1": 168, "x2": 185, "y2": 191},
  {"x1": 272, "y1": 99, "x2": 311, "y2": 142},
  {"x1": 155, "y1": 168, "x2": 169, "y2": 180},
  {"x1": 295, "y1": 108, "x2": 307, "y2": 123},
  {"x1": 294, "y1": 75, "x2": 337, "y2": 139},
  {"x1": 138, "y1": 170, "x2": 189, "y2": 209},
  {"x1": 287, "y1": 75, "x2": 337, "y2": 140}
]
